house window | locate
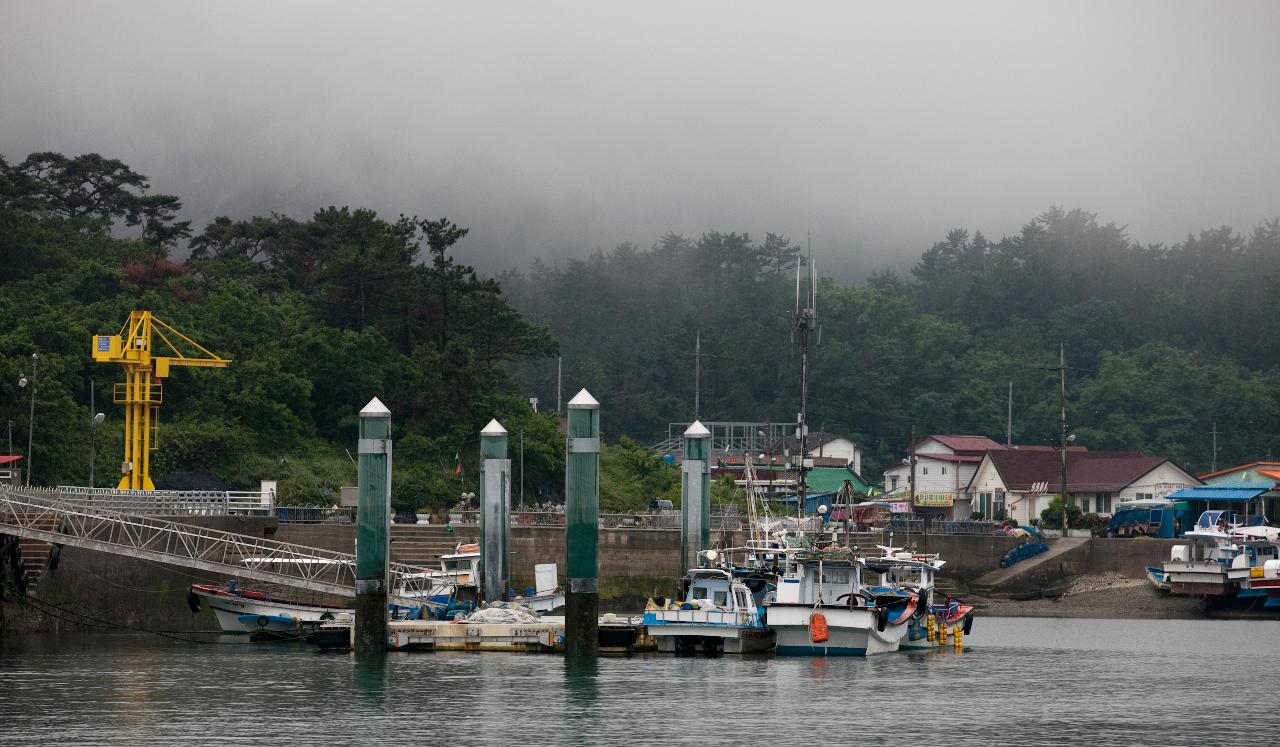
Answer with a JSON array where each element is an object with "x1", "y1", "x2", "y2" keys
[
  {"x1": 942, "y1": 466, "x2": 948, "y2": 475},
  {"x1": 890, "y1": 476, "x2": 899, "y2": 490},
  {"x1": 979, "y1": 492, "x2": 993, "y2": 517},
  {"x1": 1136, "y1": 492, "x2": 1153, "y2": 501},
  {"x1": 1081, "y1": 497, "x2": 1091, "y2": 513},
  {"x1": 1097, "y1": 493, "x2": 1112, "y2": 513},
  {"x1": 922, "y1": 467, "x2": 929, "y2": 476}
]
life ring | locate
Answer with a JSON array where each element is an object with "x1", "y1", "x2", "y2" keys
[
  {"x1": 256, "y1": 615, "x2": 270, "y2": 628},
  {"x1": 962, "y1": 612, "x2": 974, "y2": 635}
]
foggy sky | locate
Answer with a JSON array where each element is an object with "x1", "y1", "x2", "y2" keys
[{"x1": 2, "y1": 1, "x2": 1278, "y2": 279}]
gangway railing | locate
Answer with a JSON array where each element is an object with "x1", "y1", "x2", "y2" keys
[
  {"x1": 0, "y1": 486, "x2": 436, "y2": 607},
  {"x1": 43, "y1": 485, "x2": 274, "y2": 516}
]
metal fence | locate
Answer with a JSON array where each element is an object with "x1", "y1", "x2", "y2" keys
[
  {"x1": 47, "y1": 485, "x2": 275, "y2": 516},
  {"x1": 444, "y1": 508, "x2": 1004, "y2": 536},
  {"x1": 928, "y1": 518, "x2": 1006, "y2": 535},
  {"x1": 449, "y1": 510, "x2": 744, "y2": 531},
  {"x1": 275, "y1": 506, "x2": 354, "y2": 524}
]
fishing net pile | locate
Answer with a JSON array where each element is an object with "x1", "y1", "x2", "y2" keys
[{"x1": 465, "y1": 602, "x2": 543, "y2": 624}]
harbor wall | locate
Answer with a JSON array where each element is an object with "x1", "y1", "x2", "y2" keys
[{"x1": 3, "y1": 522, "x2": 1176, "y2": 634}]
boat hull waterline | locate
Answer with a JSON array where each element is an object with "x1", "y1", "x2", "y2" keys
[{"x1": 769, "y1": 604, "x2": 907, "y2": 656}]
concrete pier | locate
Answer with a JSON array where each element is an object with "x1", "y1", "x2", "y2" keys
[
  {"x1": 564, "y1": 389, "x2": 600, "y2": 659},
  {"x1": 354, "y1": 397, "x2": 392, "y2": 655},
  {"x1": 479, "y1": 418, "x2": 510, "y2": 603}
]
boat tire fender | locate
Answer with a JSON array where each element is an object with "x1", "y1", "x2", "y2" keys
[
  {"x1": 875, "y1": 605, "x2": 888, "y2": 632},
  {"x1": 186, "y1": 589, "x2": 202, "y2": 614},
  {"x1": 256, "y1": 615, "x2": 269, "y2": 628},
  {"x1": 320, "y1": 612, "x2": 336, "y2": 622},
  {"x1": 962, "y1": 612, "x2": 973, "y2": 635}
]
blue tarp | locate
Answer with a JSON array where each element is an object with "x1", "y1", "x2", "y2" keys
[{"x1": 1164, "y1": 486, "x2": 1269, "y2": 502}]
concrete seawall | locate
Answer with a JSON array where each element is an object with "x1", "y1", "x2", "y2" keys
[{"x1": 2, "y1": 520, "x2": 1178, "y2": 634}]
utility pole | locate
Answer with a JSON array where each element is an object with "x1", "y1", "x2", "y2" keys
[
  {"x1": 1059, "y1": 343, "x2": 1069, "y2": 537},
  {"x1": 695, "y1": 331, "x2": 701, "y2": 420},
  {"x1": 519, "y1": 429, "x2": 525, "y2": 511},
  {"x1": 1211, "y1": 421, "x2": 1218, "y2": 473},
  {"x1": 908, "y1": 424, "x2": 917, "y2": 509},
  {"x1": 687, "y1": 330, "x2": 719, "y2": 422},
  {"x1": 556, "y1": 356, "x2": 562, "y2": 413},
  {"x1": 1006, "y1": 380, "x2": 1013, "y2": 447},
  {"x1": 24, "y1": 353, "x2": 36, "y2": 486}
]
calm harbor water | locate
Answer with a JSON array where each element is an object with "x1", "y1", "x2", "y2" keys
[{"x1": 1, "y1": 617, "x2": 1276, "y2": 746}]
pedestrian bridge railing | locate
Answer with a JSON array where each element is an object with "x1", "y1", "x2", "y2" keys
[
  {"x1": 0, "y1": 486, "x2": 434, "y2": 606},
  {"x1": 41, "y1": 485, "x2": 275, "y2": 516}
]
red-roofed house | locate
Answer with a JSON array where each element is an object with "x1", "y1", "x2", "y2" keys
[
  {"x1": 883, "y1": 435, "x2": 1007, "y2": 518},
  {"x1": 0, "y1": 455, "x2": 21, "y2": 486},
  {"x1": 967, "y1": 449, "x2": 1200, "y2": 525}
]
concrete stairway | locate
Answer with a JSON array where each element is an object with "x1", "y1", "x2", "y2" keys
[
  {"x1": 15, "y1": 514, "x2": 59, "y2": 594},
  {"x1": 968, "y1": 537, "x2": 1090, "y2": 594},
  {"x1": 389, "y1": 524, "x2": 478, "y2": 568}
]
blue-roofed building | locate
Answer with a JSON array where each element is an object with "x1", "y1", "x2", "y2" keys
[{"x1": 1198, "y1": 461, "x2": 1280, "y2": 523}]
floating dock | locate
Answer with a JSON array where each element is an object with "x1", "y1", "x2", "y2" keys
[{"x1": 313, "y1": 614, "x2": 654, "y2": 653}]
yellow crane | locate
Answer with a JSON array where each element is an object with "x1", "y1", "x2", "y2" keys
[{"x1": 92, "y1": 311, "x2": 231, "y2": 490}]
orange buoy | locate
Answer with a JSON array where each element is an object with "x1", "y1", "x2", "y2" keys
[{"x1": 809, "y1": 612, "x2": 829, "y2": 643}]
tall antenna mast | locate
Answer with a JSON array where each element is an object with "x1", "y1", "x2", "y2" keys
[{"x1": 794, "y1": 232, "x2": 817, "y2": 524}]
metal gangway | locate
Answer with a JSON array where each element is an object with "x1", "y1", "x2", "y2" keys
[
  {"x1": 650, "y1": 421, "x2": 792, "y2": 455},
  {"x1": 0, "y1": 486, "x2": 439, "y2": 607}
]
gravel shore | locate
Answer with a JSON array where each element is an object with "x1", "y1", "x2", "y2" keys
[{"x1": 974, "y1": 573, "x2": 1204, "y2": 619}]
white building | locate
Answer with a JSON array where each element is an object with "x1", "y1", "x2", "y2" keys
[
  {"x1": 966, "y1": 449, "x2": 1201, "y2": 525},
  {"x1": 882, "y1": 435, "x2": 1006, "y2": 518}
]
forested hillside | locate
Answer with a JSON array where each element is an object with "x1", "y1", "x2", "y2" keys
[
  {"x1": 5, "y1": 151, "x2": 1279, "y2": 506},
  {"x1": 0, "y1": 152, "x2": 562, "y2": 511},
  {"x1": 502, "y1": 208, "x2": 1280, "y2": 479}
]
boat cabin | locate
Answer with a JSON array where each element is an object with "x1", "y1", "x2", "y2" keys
[
  {"x1": 775, "y1": 554, "x2": 863, "y2": 607},
  {"x1": 646, "y1": 568, "x2": 766, "y2": 629}
]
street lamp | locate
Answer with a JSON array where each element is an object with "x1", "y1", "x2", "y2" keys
[
  {"x1": 90, "y1": 412, "x2": 105, "y2": 487},
  {"x1": 18, "y1": 352, "x2": 36, "y2": 486}
]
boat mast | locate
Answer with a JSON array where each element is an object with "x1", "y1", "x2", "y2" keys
[{"x1": 795, "y1": 233, "x2": 818, "y2": 526}]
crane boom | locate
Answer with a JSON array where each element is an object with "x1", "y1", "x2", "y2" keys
[{"x1": 92, "y1": 310, "x2": 231, "y2": 490}]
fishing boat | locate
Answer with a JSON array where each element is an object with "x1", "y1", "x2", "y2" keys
[
  {"x1": 766, "y1": 546, "x2": 916, "y2": 656},
  {"x1": 1145, "y1": 565, "x2": 1172, "y2": 592},
  {"x1": 1225, "y1": 526, "x2": 1280, "y2": 608},
  {"x1": 508, "y1": 562, "x2": 566, "y2": 614},
  {"x1": 644, "y1": 559, "x2": 775, "y2": 655},
  {"x1": 862, "y1": 547, "x2": 974, "y2": 650},
  {"x1": 1164, "y1": 511, "x2": 1239, "y2": 596},
  {"x1": 188, "y1": 581, "x2": 354, "y2": 633},
  {"x1": 191, "y1": 544, "x2": 482, "y2": 633}
]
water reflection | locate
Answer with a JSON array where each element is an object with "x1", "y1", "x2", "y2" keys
[
  {"x1": 3, "y1": 620, "x2": 1280, "y2": 745},
  {"x1": 353, "y1": 653, "x2": 387, "y2": 707}
]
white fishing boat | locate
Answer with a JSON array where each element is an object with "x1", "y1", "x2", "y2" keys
[
  {"x1": 191, "y1": 544, "x2": 482, "y2": 633},
  {"x1": 644, "y1": 561, "x2": 775, "y2": 655},
  {"x1": 1225, "y1": 526, "x2": 1280, "y2": 608},
  {"x1": 766, "y1": 547, "x2": 916, "y2": 656},
  {"x1": 188, "y1": 581, "x2": 354, "y2": 633},
  {"x1": 1164, "y1": 511, "x2": 1239, "y2": 596},
  {"x1": 509, "y1": 563, "x2": 566, "y2": 614}
]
